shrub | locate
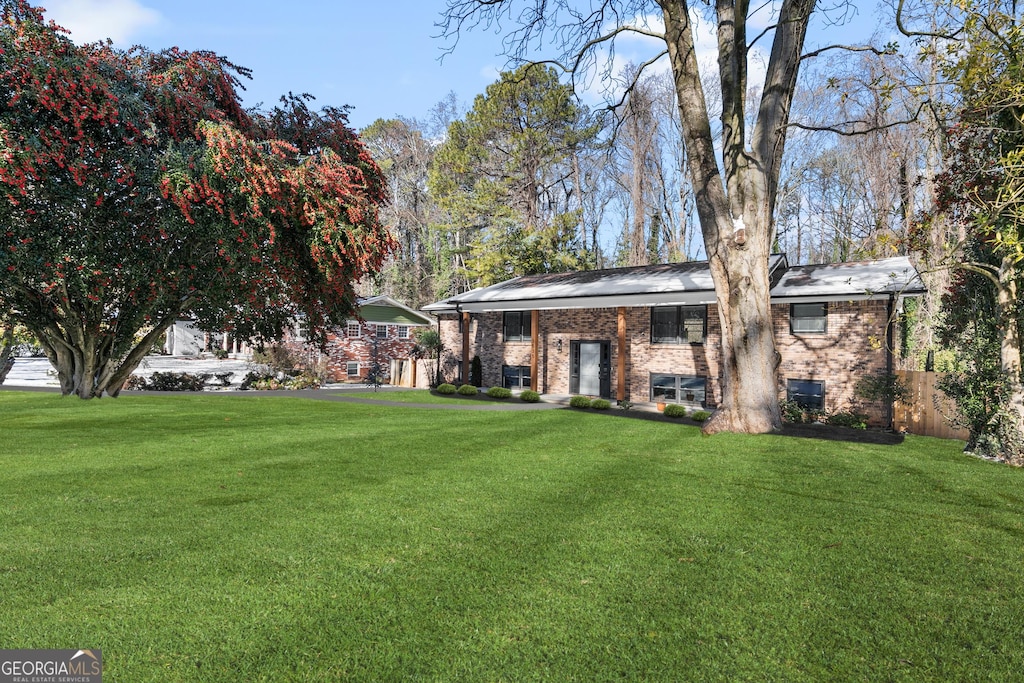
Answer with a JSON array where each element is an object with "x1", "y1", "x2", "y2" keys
[
  {"x1": 436, "y1": 383, "x2": 457, "y2": 395},
  {"x1": 691, "y1": 410, "x2": 712, "y2": 422},
  {"x1": 251, "y1": 344, "x2": 302, "y2": 376},
  {"x1": 569, "y1": 395, "x2": 592, "y2": 409},
  {"x1": 286, "y1": 372, "x2": 322, "y2": 390},
  {"x1": 123, "y1": 375, "x2": 148, "y2": 391},
  {"x1": 590, "y1": 398, "x2": 611, "y2": 410},
  {"x1": 213, "y1": 348, "x2": 229, "y2": 360},
  {"x1": 617, "y1": 400, "x2": 633, "y2": 410},
  {"x1": 470, "y1": 355, "x2": 483, "y2": 387},
  {"x1": 519, "y1": 389, "x2": 540, "y2": 403},
  {"x1": 457, "y1": 384, "x2": 478, "y2": 396},
  {"x1": 239, "y1": 371, "x2": 274, "y2": 390},
  {"x1": 779, "y1": 399, "x2": 805, "y2": 424},
  {"x1": 145, "y1": 371, "x2": 209, "y2": 391},
  {"x1": 214, "y1": 372, "x2": 234, "y2": 387},
  {"x1": 663, "y1": 403, "x2": 688, "y2": 418},
  {"x1": 826, "y1": 410, "x2": 869, "y2": 429},
  {"x1": 486, "y1": 386, "x2": 512, "y2": 399}
]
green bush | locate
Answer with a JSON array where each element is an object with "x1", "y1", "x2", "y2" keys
[
  {"x1": 779, "y1": 399, "x2": 805, "y2": 424},
  {"x1": 691, "y1": 410, "x2": 712, "y2": 422},
  {"x1": 569, "y1": 395, "x2": 592, "y2": 409},
  {"x1": 519, "y1": 390, "x2": 540, "y2": 403},
  {"x1": 239, "y1": 371, "x2": 274, "y2": 390},
  {"x1": 457, "y1": 384, "x2": 479, "y2": 396},
  {"x1": 286, "y1": 372, "x2": 321, "y2": 390},
  {"x1": 590, "y1": 399, "x2": 611, "y2": 410},
  {"x1": 663, "y1": 403, "x2": 688, "y2": 418},
  {"x1": 436, "y1": 383, "x2": 457, "y2": 395},
  {"x1": 826, "y1": 410, "x2": 868, "y2": 429},
  {"x1": 470, "y1": 356, "x2": 483, "y2": 387},
  {"x1": 486, "y1": 386, "x2": 512, "y2": 399}
]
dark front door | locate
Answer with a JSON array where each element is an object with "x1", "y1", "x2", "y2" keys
[{"x1": 570, "y1": 340, "x2": 611, "y2": 398}]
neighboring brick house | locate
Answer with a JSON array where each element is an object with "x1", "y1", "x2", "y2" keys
[
  {"x1": 285, "y1": 295, "x2": 434, "y2": 383},
  {"x1": 423, "y1": 255, "x2": 925, "y2": 425}
]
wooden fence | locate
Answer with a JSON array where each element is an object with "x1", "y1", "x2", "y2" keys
[{"x1": 893, "y1": 371, "x2": 969, "y2": 441}]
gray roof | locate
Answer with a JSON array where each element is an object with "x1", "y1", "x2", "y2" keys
[
  {"x1": 423, "y1": 255, "x2": 924, "y2": 313},
  {"x1": 769, "y1": 257, "x2": 926, "y2": 302}
]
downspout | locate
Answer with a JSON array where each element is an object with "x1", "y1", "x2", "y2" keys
[
  {"x1": 458, "y1": 304, "x2": 470, "y2": 386},
  {"x1": 530, "y1": 310, "x2": 540, "y2": 392},
  {"x1": 886, "y1": 293, "x2": 896, "y2": 430}
]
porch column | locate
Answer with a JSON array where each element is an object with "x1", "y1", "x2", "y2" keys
[
  {"x1": 617, "y1": 307, "x2": 627, "y2": 402},
  {"x1": 461, "y1": 311, "x2": 470, "y2": 385},
  {"x1": 530, "y1": 310, "x2": 540, "y2": 392}
]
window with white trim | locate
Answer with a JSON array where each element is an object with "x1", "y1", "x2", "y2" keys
[
  {"x1": 397, "y1": 325, "x2": 410, "y2": 340},
  {"x1": 376, "y1": 324, "x2": 388, "y2": 339},
  {"x1": 347, "y1": 362, "x2": 360, "y2": 377},
  {"x1": 346, "y1": 321, "x2": 361, "y2": 338}
]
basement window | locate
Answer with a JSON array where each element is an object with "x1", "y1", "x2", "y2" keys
[{"x1": 787, "y1": 379, "x2": 825, "y2": 411}]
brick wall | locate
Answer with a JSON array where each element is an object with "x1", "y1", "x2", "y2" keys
[
  {"x1": 774, "y1": 299, "x2": 892, "y2": 424},
  {"x1": 284, "y1": 321, "x2": 423, "y2": 383},
  {"x1": 437, "y1": 299, "x2": 895, "y2": 424}
]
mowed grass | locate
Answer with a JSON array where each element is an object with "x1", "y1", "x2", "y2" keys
[{"x1": 1, "y1": 392, "x2": 1022, "y2": 681}]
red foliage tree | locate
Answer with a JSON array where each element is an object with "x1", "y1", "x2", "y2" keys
[{"x1": 0, "y1": 1, "x2": 395, "y2": 397}]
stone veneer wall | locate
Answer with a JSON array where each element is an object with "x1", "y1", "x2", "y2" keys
[{"x1": 437, "y1": 299, "x2": 896, "y2": 424}]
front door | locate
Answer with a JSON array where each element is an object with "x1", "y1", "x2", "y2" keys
[{"x1": 570, "y1": 340, "x2": 611, "y2": 398}]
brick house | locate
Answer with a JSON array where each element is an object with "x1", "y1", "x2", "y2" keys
[
  {"x1": 423, "y1": 255, "x2": 925, "y2": 425},
  {"x1": 284, "y1": 295, "x2": 434, "y2": 383}
]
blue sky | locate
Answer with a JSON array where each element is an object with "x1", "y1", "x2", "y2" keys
[
  {"x1": 43, "y1": 0, "x2": 512, "y2": 129},
  {"x1": 43, "y1": 0, "x2": 888, "y2": 132}
]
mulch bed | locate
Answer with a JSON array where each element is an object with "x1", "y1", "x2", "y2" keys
[{"x1": 429, "y1": 390, "x2": 905, "y2": 445}]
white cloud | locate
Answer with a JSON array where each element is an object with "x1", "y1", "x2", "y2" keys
[{"x1": 45, "y1": 0, "x2": 161, "y2": 44}]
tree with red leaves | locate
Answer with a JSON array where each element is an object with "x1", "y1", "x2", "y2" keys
[{"x1": 0, "y1": 1, "x2": 395, "y2": 398}]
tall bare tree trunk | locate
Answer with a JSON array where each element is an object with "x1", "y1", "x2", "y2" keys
[{"x1": 660, "y1": 0, "x2": 811, "y2": 433}]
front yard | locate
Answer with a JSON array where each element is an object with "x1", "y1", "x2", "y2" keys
[{"x1": 0, "y1": 392, "x2": 1021, "y2": 681}]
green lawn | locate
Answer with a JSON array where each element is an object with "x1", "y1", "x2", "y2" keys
[{"x1": 1, "y1": 391, "x2": 1022, "y2": 681}]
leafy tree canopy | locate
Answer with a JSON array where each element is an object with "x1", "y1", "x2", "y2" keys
[
  {"x1": 429, "y1": 64, "x2": 598, "y2": 287},
  {"x1": 0, "y1": 1, "x2": 395, "y2": 397}
]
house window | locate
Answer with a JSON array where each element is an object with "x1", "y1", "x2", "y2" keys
[
  {"x1": 787, "y1": 379, "x2": 825, "y2": 410},
  {"x1": 503, "y1": 311, "x2": 531, "y2": 342},
  {"x1": 346, "y1": 321, "x2": 361, "y2": 338},
  {"x1": 502, "y1": 365, "x2": 531, "y2": 390},
  {"x1": 791, "y1": 302, "x2": 827, "y2": 334},
  {"x1": 347, "y1": 362, "x2": 360, "y2": 377},
  {"x1": 651, "y1": 306, "x2": 706, "y2": 344},
  {"x1": 651, "y1": 374, "x2": 707, "y2": 405},
  {"x1": 397, "y1": 325, "x2": 410, "y2": 340},
  {"x1": 376, "y1": 324, "x2": 388, "y2": 339}
]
